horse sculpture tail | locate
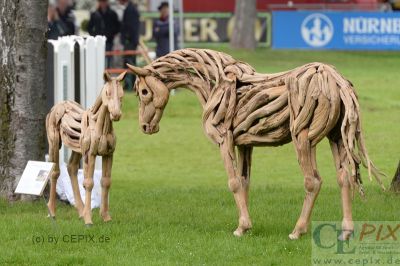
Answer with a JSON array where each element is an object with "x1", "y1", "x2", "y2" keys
[{"x1": 326, "y1": 65, "x2": 386, "y2": 195}]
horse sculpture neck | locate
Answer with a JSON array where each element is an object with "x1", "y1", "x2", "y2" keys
[{"x1": 86, "y1": 87, "x2": 112, "y2": 136}]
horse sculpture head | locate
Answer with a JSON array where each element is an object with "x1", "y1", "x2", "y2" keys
[
  {"x1": 127, "y1": 64, "x2": 170, "y2": 134},
  {"x1": 102, "y1": 71, "x2": 126, "y2": 121}
]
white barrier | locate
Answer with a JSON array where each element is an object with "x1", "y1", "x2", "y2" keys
[
  {"x1": 47, "y1": 35, "x2": 106, "y2": 166},
  {"x1": 84, "y1": 36, "x2": 106, "y2": 108}
]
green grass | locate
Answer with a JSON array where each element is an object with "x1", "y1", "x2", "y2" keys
[{"x1": 1, "y1": 49, "x2": 399, "y2": 265}]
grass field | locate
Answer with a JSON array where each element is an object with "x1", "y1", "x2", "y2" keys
[{"x1": 1, "y1": 49, "x2": 399, "y2": 265}]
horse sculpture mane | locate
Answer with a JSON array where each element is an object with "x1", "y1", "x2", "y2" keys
[{"x1": 128, "y1": 48, "x2": 385, "y2": 239}]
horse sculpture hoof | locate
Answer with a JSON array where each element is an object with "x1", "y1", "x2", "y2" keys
[
  {"x1": 288, "y1": 233, "x2": 299, "y2": 240},
  {"x1": 233, "y1": 225, "x2": 251, "y2": 237},
  {"x1": 233, "y1": 229, "x2": 244, "y2": 237},
  {"x1": 101, "y1": 214, "x2": 112, "y2": 222},
  {"x1": 289, "y1": 229, "x2": 306, "y2": 240},
  {"x1": 85, "y1": 223, "x2": 93, "y2": 228},
  {"x1": 338, "y1": 230, "x2": 353, "y2": 241}
]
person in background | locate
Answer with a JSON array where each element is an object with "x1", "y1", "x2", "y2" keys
[
  {"x1": 88, "y1": 0, "x2": 120, "y2": 67},
  {"x1": 48, "y1": 3, "x2": 62, "y2": 40},
  {"x1": 55, "y1": 0, "x2": 76, "y2": 36},
  {"x1": 119, "y1": 0, "x2": 140, "y2": 90},
  {"x1": 153, "y1": 1, "x2": 179, "y2": 58}
]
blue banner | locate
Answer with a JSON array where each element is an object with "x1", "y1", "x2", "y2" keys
[{"x1": 272, "y1": 11, "x2": 400, "y2": 50}]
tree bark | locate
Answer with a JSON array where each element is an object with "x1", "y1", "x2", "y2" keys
[
  {"x1": 390, "y1": 161, "x2": 400, "y2": 193},
  {"x1": 0, "y1": 0, "x2": 48, "y2": 200},
  {"x1": 230, "y1": 0, "x2": 257, "y2": 50}
]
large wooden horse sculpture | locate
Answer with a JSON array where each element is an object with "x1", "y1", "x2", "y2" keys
[
  {"x1": 46, "y1": 71, "x2": 126, "y2": 225},
  {"x1": 127, "y1": 49, "x2": 384, "y2": 239}
]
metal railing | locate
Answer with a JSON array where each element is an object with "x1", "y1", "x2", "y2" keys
[{"x1": 105, "y1": 40, "x2": 152, "y2": 74}]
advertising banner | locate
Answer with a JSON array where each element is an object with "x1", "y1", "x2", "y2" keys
[
  {"x1": 140, "y1": 13, "x2": 271, "y2": 47},
  {"x1": 272, "y1": 11, "x2": 400, "y2": 50}
]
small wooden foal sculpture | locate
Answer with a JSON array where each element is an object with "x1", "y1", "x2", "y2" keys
[
  {"x1": 46, "y1": 71, "x2": 126, "y2": 225},
  {"x1": 127, "y1": 49, "x2": 384, "y2": 240}
]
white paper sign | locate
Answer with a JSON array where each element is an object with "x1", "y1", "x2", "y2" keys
[{"x1": 15, "y1": 161, "x2": 55, "y2": 196}]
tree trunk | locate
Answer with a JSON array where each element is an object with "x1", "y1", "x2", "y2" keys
[
  {"x1": 390, "y1": 161, "x2": 400, "y2": 193},
  {"x1": 230, "y1": 0, "x2": 257, "y2": 50},
  {"x1": 0, "y1": 1, "x2": 48, "y2": 200}
]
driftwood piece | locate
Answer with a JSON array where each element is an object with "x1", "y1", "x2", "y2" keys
[
  {"x1": 127, "y1": 48, "x2": 385, "y2": 240},
  {"x1": 390, "y1": 161, "x2": 400, "y2": 192},
  {"x1": 45, "y1": 71, "x2": 126, "y2": 225}
]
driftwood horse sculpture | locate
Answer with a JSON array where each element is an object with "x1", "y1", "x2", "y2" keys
[
  {"x1": 46, "y1": 71, "x2": 126, "y2": 225},
  {"x1": 127, "y1": 49, "x2": 384, "y2": 239}
]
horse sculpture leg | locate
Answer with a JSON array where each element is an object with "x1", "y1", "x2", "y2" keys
[
  {"x1": 82, "y1": 154, "x2": 96, "y2": 225},
  {"x1": 289, "y1": 130, "x2": 322, "y2": 240},
  {"x1": 236, "y1": 146, "x2": 253, "y2": 236},
  {"x1": 100, "y1": 155, "x2": 113, "y2": 222},
  {"x1": 67, "y1": 151, "x2": 84, "y2": 218},
  {"x1": 220, "y1": 140, "x2": 253, "y2": 236},
  {"x1": 47, "y1": 137, "x2": 60, "y2": 218},
  {"x1": 330, "y1": 139, "x2": 354, "y2": 241}
]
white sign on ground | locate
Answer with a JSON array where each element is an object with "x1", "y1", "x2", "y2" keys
[{"x1": 15, "y1": 161, "x2": 55, "y2": 196}]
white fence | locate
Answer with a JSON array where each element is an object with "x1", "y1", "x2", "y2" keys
[{"x1": 47, "y1": 35, "x2": 106, "y2": 166}]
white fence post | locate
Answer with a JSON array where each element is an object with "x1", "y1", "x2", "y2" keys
[
  {"x1": 73, "y1": 36, "x2": 86, "y2": 106},
  {"x1": 49, "y1": 37, "x2": 75, "y2": 164},
  {"x1": 84, "y1": 37, "x2": 97, "y2": 108},
  {"x1": 95, "y1": 36, "x2": 106, "y2": 98}
]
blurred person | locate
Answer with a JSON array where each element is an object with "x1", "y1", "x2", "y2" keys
[
  {"x1": 48, "y1": 3, "x2": 62, "y2": 39},
  {"x1": 55, "y1": 0, "x2": 76, "y2": 36},
  {"x1": 88, "y1": 0, "x2": 120, "y2": 67},
  {"x1": 153, "y1": 1, "x2": 179, "y2": 58},
  {"x1": 119, "y1": 0, "x2": 140, "y2": 90},
  {"x1": 380, "y1": 0, "x2": 393, "y2": 11}
]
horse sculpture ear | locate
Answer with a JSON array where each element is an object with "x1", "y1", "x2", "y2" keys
[
  {"x1": 127, "y1": 64, "x2": 151, "y2": 76},
  {"x1": 117, "y1": 71, "x2": 127, "y2": 81},
  {"x1": 103, "y1": 71, "x2": 112, "y2": 82}
]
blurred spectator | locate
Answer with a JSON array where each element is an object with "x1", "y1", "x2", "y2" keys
[
  {"x1": 380, "y1": 0, "x2": 393, "y2": 11},
  {"x1": 389, "y1": 0, "x2": 400, "y2": 10},
  {"x1": 119, "y1": 0, "x2": 140, "y2": 90},
  {"x1": 48, "y1": 4, "x2": 62, "y2": 39},
  {"x1": 153, "y1": 1, "x2": 179, "y2": 58},
  {"x1": 88, "y1": 0, "x2": 120, "y2": 67},
  {"x1": 56, "y1": 0, "x2": 76, "y2": 36},
  {"x1": 71, "y1": 0, "x2": 77, "y2": 9}
]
